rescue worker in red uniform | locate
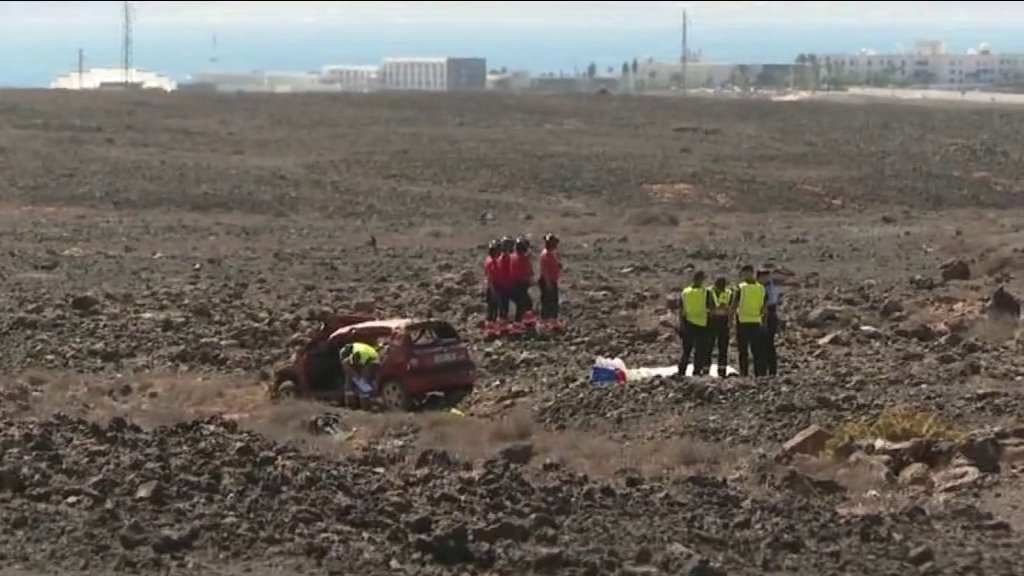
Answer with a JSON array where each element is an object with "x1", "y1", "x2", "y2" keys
[
  {"x1": 538, "y1": 233, "x2": 562, "y2": 330},
  {"x1": 483, "y1": 239, "x2": 501, "y2": 333},
  {"x1": 509, "y1": 236, "x2": 536, "y2": 329},
  {"x1": 496, "y1": 236, "x2": 515, "y2": 331}
]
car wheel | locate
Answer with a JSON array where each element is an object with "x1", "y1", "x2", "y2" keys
[{"x1": 379, "y1": 379, "x2": 413, "y2": 412}]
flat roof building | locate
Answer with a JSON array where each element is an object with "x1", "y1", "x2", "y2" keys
[
  {"x1": 380, "y1": 57, "x2": 486, "y2": 92},
  {"x1": 50, "y1": 67, "x2": 177, "y2": 91}
]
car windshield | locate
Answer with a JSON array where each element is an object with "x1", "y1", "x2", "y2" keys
[{"x1": 408, "y1": 322, "x2": 460, "y2": 347}]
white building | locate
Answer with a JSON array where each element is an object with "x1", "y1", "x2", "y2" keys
[
  {"x1": 822, "y1": 41, "x2": 1024, "y2": 87},
  {"x1": 487, "y1": 70, "x2": 533, "y2": 91},
  {"x1": 320, "y1": 65, "x2": 380, "y2": 93},
  {"x1": 50, "y1": 67, "x2": 177, "y2": 91},
  {"x1": 379, "y1": 57, "x2": 486, "y2": 91},
  {"x1": 188, "y1": 71, "x2": 338, "y2": 93},
  {"x1": 634, "y1": 60, "x2": 741, "y2": 90}
]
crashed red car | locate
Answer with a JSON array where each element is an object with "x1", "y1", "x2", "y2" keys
[{"x1": 269, "y1": 314, "x2": 476, "y2": 411}]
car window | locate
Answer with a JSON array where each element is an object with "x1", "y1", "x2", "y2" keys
[{"x1": 409, "y1": 324, "x2": 460, "y2": 347}]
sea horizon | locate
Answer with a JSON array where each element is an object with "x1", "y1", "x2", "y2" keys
[{"x1": 4, "y1": 24, "x2": 1023, "y2": 87}]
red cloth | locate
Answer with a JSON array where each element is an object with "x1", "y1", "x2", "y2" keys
[
  {"x1": 495, "y1": 253, "x2": 512, "y2": 288},
  {"x1": 539, "y1": 248, "x2": 561, "y2": 284},
  {"x1": 510, "y1": 252, "x2": 534, "y2": 283}
]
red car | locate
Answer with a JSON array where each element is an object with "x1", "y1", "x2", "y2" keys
[{"x1": 270, "y1": 315, "x2": 476, "y2": 411}]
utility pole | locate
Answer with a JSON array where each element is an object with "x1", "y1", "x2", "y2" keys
[
  {"x1": 210, "y1": 33, "x2": 219, "y2": 65},
  {"x1": 122, "y1": 1, "x2": 134, "y2": 86},
  {"x1": 680, "y1": 9, "x2": 688, "y2": 93},
  {"x1": 77, "y1": 48, "x2": 84, "y2": 89}
]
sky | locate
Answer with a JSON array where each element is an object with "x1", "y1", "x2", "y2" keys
[
  {"x1": 2, "y1": 1, "x2": 1024, "y2": 32},
  {"x1": 2, "y1": 1, "x2": 1024, "y2": 85}
]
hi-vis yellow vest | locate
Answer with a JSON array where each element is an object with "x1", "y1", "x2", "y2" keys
[
  {"x1": 736, "y1": 281, "x2": 766, "y2": 324},
  {"x1": 681, "y1": 285, "x2": 709, "y2": 327},
  {"x1": 711, "y1": 288, "x2": 733, "y2": 309},
  {"x1": 347, "y1": 342, "x2": 378, "y2": 364}
]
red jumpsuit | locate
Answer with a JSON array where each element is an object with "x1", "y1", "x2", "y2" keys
[
  {"x1": 538, "y1": 248, "x2": 561, "y2": 320},
  {"x1": 509, "y1": 251, "x2": 534, "y2": 322}
]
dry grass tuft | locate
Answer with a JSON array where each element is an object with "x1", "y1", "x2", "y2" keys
[
  {"x1": 978, "y1": 247, "x2": 1024, "y2": 277},
  {"x1": 486, "y1": 410, "x2": 535, "y2": 443},
  {"x1": 827, "y1": 405, "x2": 965, "y2": 453}
]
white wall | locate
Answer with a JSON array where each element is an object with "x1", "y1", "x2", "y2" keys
[
  {"x1": 50, "y1": 68, "x2": 177, "y2": 91},
  {"x1": 844, "y1": 86, "x2": 1024, "y2": 105},
  {"x1": 321, "y1": 66, "x2": 380, "y2": 93}
]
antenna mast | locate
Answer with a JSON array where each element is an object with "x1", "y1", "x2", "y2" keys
[
  {"x1": 680, "y1": 9, "x2": 689, "y2": 92},
  {"x1": 122, "y1": 1, "x2": 134, "y2": 86},
  {"x1": 77, "y1": 48, "x2": 85, "y2": 89}
]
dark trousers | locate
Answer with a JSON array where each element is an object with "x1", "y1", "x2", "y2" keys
[
  {"x1": 679, "y1": 321, "x2": 710, "y2": 375},
  {"x1": 765, "y1": 307, "x2": 779, "y2": 376},
  {"x1": 704, "y1": 317, "x2": 730, "y2": 375},
  {"x1": 511, "y1": 281, "x2": 534, "y2": 322},
  {"x1": 538, "y1": 279, "x2": 560, "y2": 319},
  {"x1": 737, "y1": 322, "x2": 767, "y2": 377},
  {"x1": 498, "y1": 287, "x2": 511, "y2": 321},
  {"x1": 485, "y1": 286, "x2": 499, "y2": 322}
]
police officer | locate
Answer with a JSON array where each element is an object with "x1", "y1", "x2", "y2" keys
[
  {"x1": 759, "y1": 268, "x2": 781, "y2": 377},
  {"x1": 731, "y1": 265, "x2": 768, "y2": 377},
  {"x1": 705, "y1": 276, "x2": 733, "y2": 377},
  {"x1": 678, "y1": 270, "x2": 714, "y2": 376}
]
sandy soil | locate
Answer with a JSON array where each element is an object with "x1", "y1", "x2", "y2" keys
[{"x1": 1, "y1": 89, "x2": 1024, "y2": 575}]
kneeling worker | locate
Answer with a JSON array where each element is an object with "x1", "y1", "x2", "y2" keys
[
  {"x1": 678, "y1": 270, "x2": 713, "y2": 376},
  {"x1": 339, "y1": 342, "x2": 380, "y2": 399}
]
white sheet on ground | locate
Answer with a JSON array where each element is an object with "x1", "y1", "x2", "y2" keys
[{"x1": 625, "y1": 364, "x2": 738, "y2": 381}]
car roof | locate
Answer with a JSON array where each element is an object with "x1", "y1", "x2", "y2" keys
[{"x1": 328, "y1": 318, "x2": 452, "y2": 341}]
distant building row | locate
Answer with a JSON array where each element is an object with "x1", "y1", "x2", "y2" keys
[
  {"x1": 186, "y1": 57, "x2": 487, "y2": 93},
  {"x1": 820, "y1": 40, "x2": 1024, "y2": 87}
]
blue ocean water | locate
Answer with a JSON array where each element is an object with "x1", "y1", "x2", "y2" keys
[{"x1": 2, "y1": 23, "x2": 1022, "y2": 87}]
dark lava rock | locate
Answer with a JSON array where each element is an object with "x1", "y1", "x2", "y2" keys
[
  {"x1": 940, "y1": 258, "x2": 971, "y2": 281},
  {"x1": 0, "y1": 411, "x2": 1020, "y2": 575},
  {"x1": 987, "y1": 286, "x2": 1021, "y2": 321}
]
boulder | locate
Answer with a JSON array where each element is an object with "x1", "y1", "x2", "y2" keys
[
  {"x1": 940, "y1": 258, "x2": 970, "y2": 281},
  {"x1": 933, "y1": 465, "x2": 982, "y2": 492},
  {"x1": 987, "y1": 287, "x2": 1021, "y2": 321},
  {"x1": 781, "y1": 425, "x2": 832, "y2": 458},
  {"x1": 897, "y1": 462, "x2": 932, "y2": 487}
]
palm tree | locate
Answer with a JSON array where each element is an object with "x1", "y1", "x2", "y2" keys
[{"x1": 807, "y1": 54, "x2": 820, "y2": 90}]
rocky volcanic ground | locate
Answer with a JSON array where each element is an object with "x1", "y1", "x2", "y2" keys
[{"x1": 2, "y1": 90, "x2": 1024, "y2": 575}]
